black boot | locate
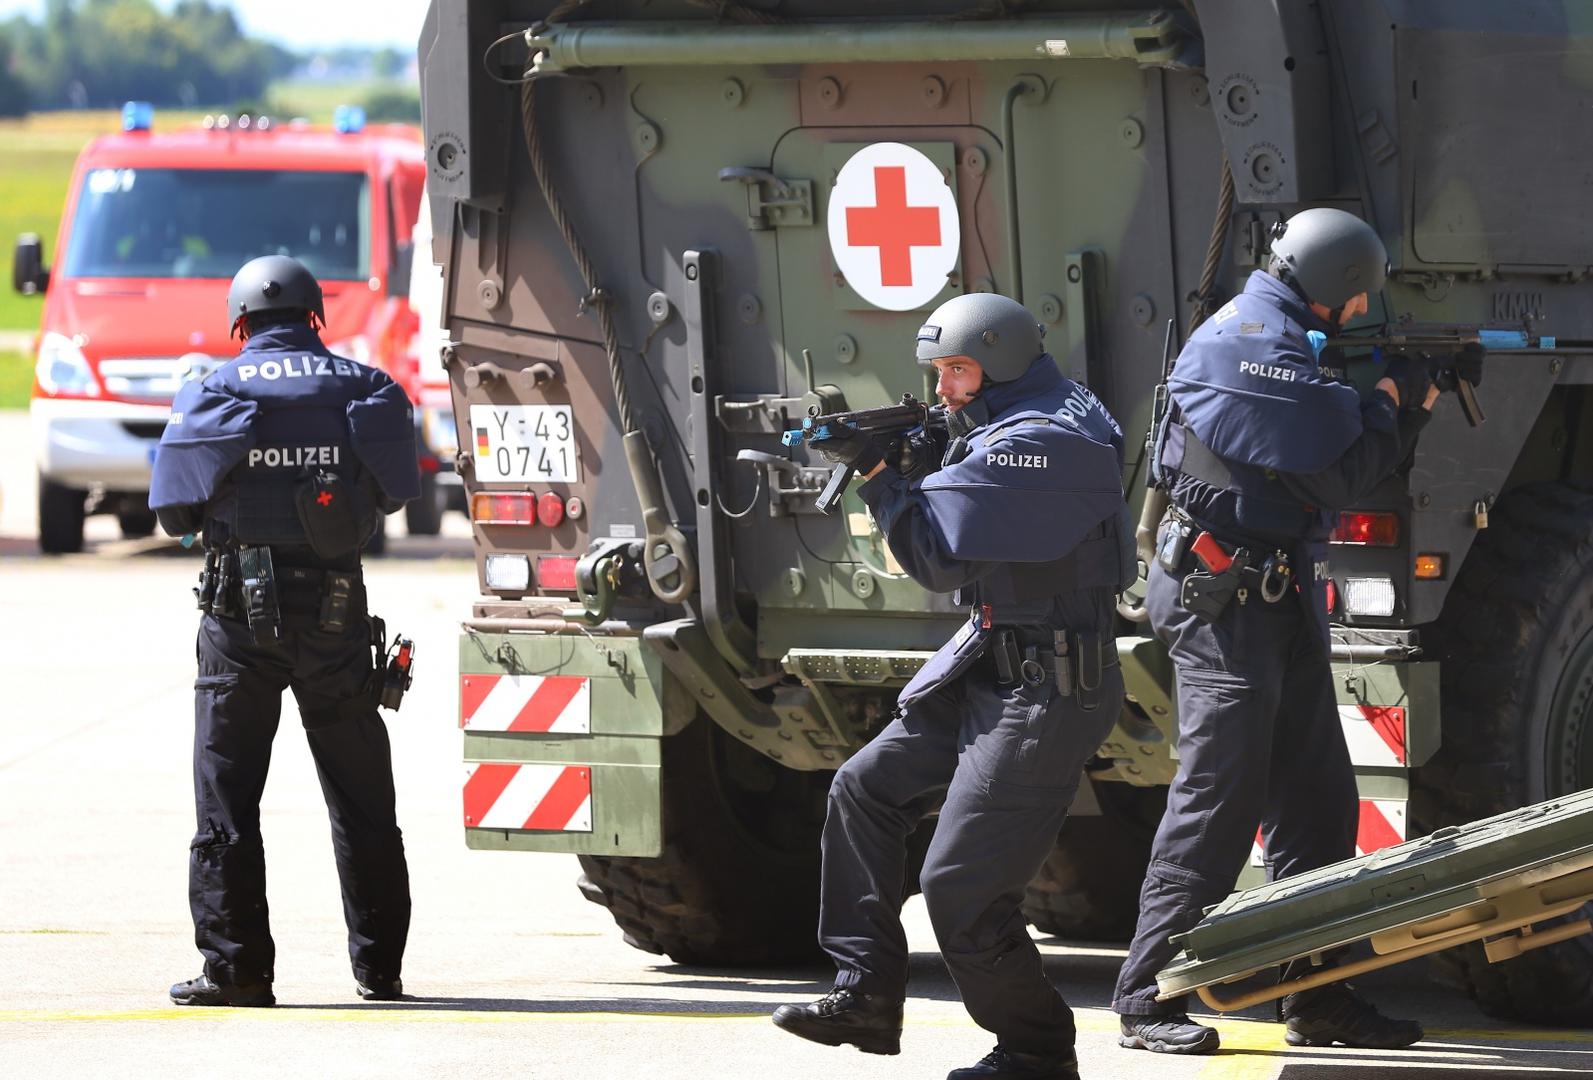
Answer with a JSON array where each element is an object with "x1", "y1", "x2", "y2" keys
[
  {"x1": 771, "y1": 986, "x2": 903, "y2": 1055},
  {"x1": 169, "y1": 973, "x2": 275, "y2": 1008},
  {"x1": 1117, "y1": 1013, "x2": 1220, "y2": 1054},
  {"x1": 1282, "y1": 983, "x2": 1423, "y2": 1048},
  {"x1": 947, "y1": 1045, "x2": 1080, "y2": 1080},
  {"x1": 356, "y1": 976, "x2": 404, "y2": 1001}
]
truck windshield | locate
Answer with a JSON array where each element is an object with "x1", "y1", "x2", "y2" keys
[{"x1": 61, "y1": 168, "x2": 370, "y2": 281}]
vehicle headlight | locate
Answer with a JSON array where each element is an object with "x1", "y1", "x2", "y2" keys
[{"x1": 35, "y1": 332, "x2": 99, "y2": 397}]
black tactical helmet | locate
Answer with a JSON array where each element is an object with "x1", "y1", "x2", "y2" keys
[
  {"x1": 1267, "y1": 207, "x2": 1389, "y2": 310},
  {"x1": 915, "y1": 292, "x2": 1045, "y2": 383},
  {"x1": 227, "y1": 254, "x2": 325, "y2": 338}
]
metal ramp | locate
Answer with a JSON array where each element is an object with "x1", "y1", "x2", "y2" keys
[{"x1": 1156, "y1": 789, "x2": 1593, "y2": 1011}]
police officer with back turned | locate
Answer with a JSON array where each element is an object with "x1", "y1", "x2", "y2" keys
[
  {"x1": 150, "y1": 255, "x2": 420, "y2": 1007},
  {"x1": 772, "y1": 293, "x2": 1134, "y2": 1080},
  {"x1": 1113, "y1": 208, "x2": 1478, "y2": 1053}
]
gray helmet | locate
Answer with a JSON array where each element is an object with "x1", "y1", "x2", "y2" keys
[
  {"x1": 1267, "y1": 207, "x2": 1389, "y2": 310},
  {"x1": 227, "y1": 255, "x2": 325, "y2": 337},
  {"x1": 915, "y1": 292, "x2": 1045, "y2": 383}
]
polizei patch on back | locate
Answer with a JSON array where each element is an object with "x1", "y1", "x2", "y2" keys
[{"x1": 827, "y1": 142, "x2": 960, "y2": 312}]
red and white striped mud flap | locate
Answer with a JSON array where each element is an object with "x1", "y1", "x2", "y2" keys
[
  {"x1": 463, "y1": 763, "x2": 593, "y2": 832},
  {"x1": 459, "y1": 674, "x2": 591, "y2": 733},
  {"x1": 1251, "y1": 799, "x2": 1407, "y2": 867},
  {"x1": 1339, "y1": 704, "x2": 1407, "y2": 767}
]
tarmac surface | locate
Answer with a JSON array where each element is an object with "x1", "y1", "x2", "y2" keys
[{"x1": 2, "y1": 409, "x2": 1590, "y2": 1079}]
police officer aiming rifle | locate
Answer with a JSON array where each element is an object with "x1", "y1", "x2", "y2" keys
[
  {"x1": 1114, "y1": 208, "x2": 1466, "y2": 1055},
  {"x1": 150, "y1": 255, "x2": 420, "y2": 1008},
  {"x1": 772, "y1": 293, "x2": 1133, "y2": 1080}
]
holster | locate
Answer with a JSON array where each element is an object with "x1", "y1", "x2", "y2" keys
[{"x1": 237, "y1": 545, "x2": 281, "y2": 645}]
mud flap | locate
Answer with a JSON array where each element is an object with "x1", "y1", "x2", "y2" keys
[
  {"x1": 457, "y1": 632, "x2": 693, "y2": 857},
  {"x1": 1155, "y1": 788, "x2": 1593, "y2": 1012}
]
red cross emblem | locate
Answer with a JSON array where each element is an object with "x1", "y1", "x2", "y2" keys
[
  {"x1": 827, "y1": 142, "x2": 960, "y2": 312},
  {"x1": 846, "y1": 166, "x2": 941, "y2": 288},
  {"x1": 317, "y1": 491, "x2": 334, "y2": 507}
]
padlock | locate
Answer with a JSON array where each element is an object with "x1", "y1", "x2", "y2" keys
[{"x1": 1474, "y1": 499, "x2": 1490, "y2": 529}]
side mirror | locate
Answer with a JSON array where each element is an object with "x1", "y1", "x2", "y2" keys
[
  {"x1": 13, "y1": 233, "x2": 48, "y2": 295},
  {"x1": 388, "y1": 241, "x2": 414, "y2": 298}
]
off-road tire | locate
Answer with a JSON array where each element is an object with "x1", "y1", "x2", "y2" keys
[
  {"x1": 37, "y1": 474, "x2": 86, "y2": 554},
  {"x1": 1416, "y1": 480, "x2": 1593, "y2": 1025},
  {"x1": 577, "y1": 716, "x2": 828, "y2": 966},
  {"x1": 404, "y1": 472, "x2": 443, "y2": 536},
  {"x1": 1023, "y1": 781, "x2": 1164, "y2": 941}
]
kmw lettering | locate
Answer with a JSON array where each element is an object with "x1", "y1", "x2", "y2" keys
[
  {"x1": 1240, "y1": 359, "x2": 1297, "y2": 382},
  {"x1": 236, "y1": 355, "x2": 355, "y2": 381},
  {"x1": 248, "y1": 445, "x2": 341, "y2": 468}
]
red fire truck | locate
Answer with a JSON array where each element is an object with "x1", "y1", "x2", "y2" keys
[{"x1": 13, "y1": 102, "x2": 429, "y2": 553}]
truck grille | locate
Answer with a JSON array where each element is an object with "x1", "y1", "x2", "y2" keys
[{"x1": 98, "y1": 357, "x2": 211, "y2": 401}]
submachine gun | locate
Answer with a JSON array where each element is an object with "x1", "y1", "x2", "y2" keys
[
  {"x1": 1327, "y1": 325, "x2": 1553, "y2": 427},
  {"x1": 783, "y1": 393, "x2": 948, "y2": 514}
]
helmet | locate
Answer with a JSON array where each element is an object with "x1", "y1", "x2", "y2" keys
[
  {"x1": 1267, "y1": 207, "x2": 1389, "y2": 310},
  {"x1": 227, "y1": 255, "x2": 325, "y2": 337},
  {"x1": 915, "y1": 292, "x2": 1045, "y2": 383}
]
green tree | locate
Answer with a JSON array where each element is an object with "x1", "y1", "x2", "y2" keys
[{"x1": 0, "y1": 29, "x2": 31, "y2": 117}]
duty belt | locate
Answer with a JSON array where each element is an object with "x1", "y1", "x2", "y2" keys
[
  {"x1": 195, "y1": 546, "x2": 366, "y2": 641},
  {"x1": 987, "y1": 626, "x2": 1119, "y2": 711},
  {"x1": 1157, "y1": 508, "x2": 1294, "y2": 622}
]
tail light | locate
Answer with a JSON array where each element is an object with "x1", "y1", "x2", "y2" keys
[
  {"x1": 471, "y1": 492, "x2": 537, "y2": 525},
  {"x1": 537, "y1": 492, "x2": 566, "y2": 528},
  {"x1": 536, "y1": 555, "x2": 579, "y2": 592},
  {"x1": 1331, "y1": 511, "x2": 1399, "y2": 547}
]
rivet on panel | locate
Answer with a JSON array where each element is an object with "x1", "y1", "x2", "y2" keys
[
  {"x1": 720, "y1": 78, "x2": 745, "y2": 108},
  {"x1": 1038, "y1": 294, "x2": 1064, "y2": 325},
  {"x1": 817, "y1": 76, "x2": 843, "y2": 110},
  {"x1": 1120, "y1": 116, "x2": 1145, "y2": 149},
  {"x1": 834, "y1": 333, "x2": 858, "y2": 365},
  {"x1": 921, "y1": 75, "x2": 946, "y2": 108}
]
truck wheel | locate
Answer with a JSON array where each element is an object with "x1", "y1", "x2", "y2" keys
[
  {"x1": 1418, "y1": 481, "x2": 1593, "y2": 1024},
  {"x1": 404, "y1": 471, "x2": 443, "y2": 536},
  {"x1": 37, "y1": 474, "x2": 86, "y2": 555},
  {"x1": 1023, "y1": 780, "x2": 1164, "y2": 941},
  {"x1": 116, "y1": 504, "x2": 157, "y2": 539},
  {"x1": 577, "y1": 716, "x2": 827, "y2": 966}
]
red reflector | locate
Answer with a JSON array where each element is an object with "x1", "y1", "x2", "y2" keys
[
  {"x1": 1325, "y1": 579, "x2": 1338, "y2": 613},
  {"x1": 471, "y1": 492, "x2": 537, "y2": 525},
  {"x1": 537, "y1": 555, "x2": 579, "y2": 592},
  {"x1": 537, "y1": 492, "x2": 566, "y2": 528},
  {"x1": 1331, "y1": 511, "x2": 1399, "y2": 547}
]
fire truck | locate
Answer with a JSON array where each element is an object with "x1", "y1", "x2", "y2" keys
[{"x1": 13, "y1": 102, "x2": 428, "y2": 553}]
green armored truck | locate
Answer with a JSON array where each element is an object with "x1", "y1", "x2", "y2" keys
[{"x1": 418, "y1": 0, "x2": 1593, "y2": 1023}]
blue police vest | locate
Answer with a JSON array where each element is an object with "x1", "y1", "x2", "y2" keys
[
  {"x1": 1158, "y1": 271, "x2": 1364, "y2": 640},
  {"x1": 896, "y1": 357, "x2": 1131, "y2": 705},
  {"x1": 149, "y1": 323, "x2": 419, "y2": 551}
]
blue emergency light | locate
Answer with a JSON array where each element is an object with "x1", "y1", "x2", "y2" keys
[
  {"x1": 122, "y1": 101, "x2": 154, "y2": 132},
  {"x1": 333, "y1": 105, "x2": 366, "y2": 135}
]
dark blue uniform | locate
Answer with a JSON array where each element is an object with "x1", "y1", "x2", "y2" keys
[
  {"x1": 150, "y1": 322, "x2": 419, "y2": 994},
  {"x1": 1112, "y1": 271, "x2": 1431, "y2": 1017},
  {"x1": 821, "y1": 356, "x2": 1131, "y2": 1057}
]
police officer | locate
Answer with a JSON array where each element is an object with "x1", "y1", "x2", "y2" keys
[
  {"x1": 772, "y1": 294, "x2": 1134, "y2": 1080},
  {"x1": 1113, "y1": 208, "x2": 1470, "y2": 1052},
  {"x1": 150, "y1": 255, "x2": 420, "y2": 1007}
]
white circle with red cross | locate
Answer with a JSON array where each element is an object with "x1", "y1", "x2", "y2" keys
[{"x1": 827, "y1": 142, "x2": 960, "y2": 312}]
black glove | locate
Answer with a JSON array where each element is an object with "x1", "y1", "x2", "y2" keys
[
  {"x1": 813, "y1": 424, "x2": 886, "y2": 474},
  {"x1": 1381, "y1": 352, "x2": 1431, "y2": 409},
  {"x1": 1446, "y1": 341, "x2": 1485, "y2": 389},
  {"x1": 894, "y1": 425, "x2": 947, "y2": 480}
]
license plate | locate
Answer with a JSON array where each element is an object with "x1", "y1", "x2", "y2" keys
[{"x1": 469, "y1": 405, "x2": 579, "y2": 483}]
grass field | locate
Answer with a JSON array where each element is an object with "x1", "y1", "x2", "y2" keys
[{"x1": 1, "y1": 349, "x2": 32, "y2": 409}]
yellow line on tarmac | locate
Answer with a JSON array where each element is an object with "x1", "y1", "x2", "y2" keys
[{"x1": 1196, "y1": 1020, "x2": 1286, "y2": 1080}]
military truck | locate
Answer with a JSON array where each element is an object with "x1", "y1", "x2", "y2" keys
[{"x1": 418, "y1": 0, "x2": 1593, "y2": 1023}]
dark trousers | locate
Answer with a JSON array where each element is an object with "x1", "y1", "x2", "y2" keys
[
  {"x1": 820, "y1": 658, "x2": 1121, "y2": 1055},
  {"x1": 190, "y1": 612, "x2": 410, "y2": 987},
  {"x1": 1112, "y1": 561, "x2": 1358, "y2": 1016}
]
